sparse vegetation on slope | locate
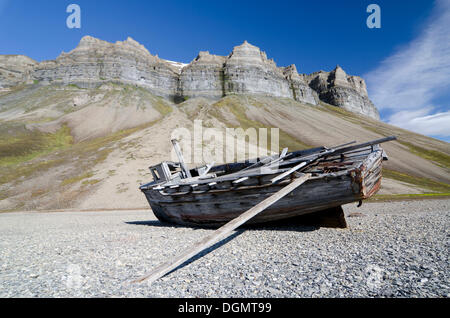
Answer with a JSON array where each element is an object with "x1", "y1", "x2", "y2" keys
[
  {"x1": 396, "y1": 141, "x2": 450, "y2": 169},
  {"x1": 315, "y1": 101, "x2": 450, "y2": 198},
  {"x1": 212, "y1": 95, "x2": 312, "y2": 151},
  {"x1": 0, "y1": 124, "x2": 73, "y2": 167},
  {"x1": 61, "y1": 172, "x2": 95, "y2": 186},
  {"x1": 382, "y1": 169, "x2": 450, "y2": 194},
  {"x1": 318, "y1": 101, "x2": 450, "y2": 157},
  {"x1": 369, "y1": 193, "x2": 450, "y2": 202},
  {"x1": 0, "y1": 83, "x2": 171, "y2": 210},
  {"x1": 0, "y1": 121, "x2": 158, "y2": 209},
  {"x1": 0, "y1": 84, "x2": 449, "y2": 211}
]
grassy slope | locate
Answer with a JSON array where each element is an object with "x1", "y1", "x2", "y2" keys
[
  {"x1": 211, "y1": 95, "x2": 312, "y2": 150},
  {"x1": 205, "y1": 95, "x2": 450, "y2": 198},
  {"x1": 0, "y1": 85, "x2": 449, "y2": 210},
  {"x1": 0, "y1": 123, "x2": 73, "y2": 167},
  {"x1": 316, "y1": 102, "x2": 450, "y2": 197},
  {"x1": 0, "y1": 84, "x2": 172, "y2": 209},
  {"x1": 318, "y1": 102, "x2": 450, "y2": 166}
]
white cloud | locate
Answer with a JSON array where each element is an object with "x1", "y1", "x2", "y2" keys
[
  {"x1": 365, "y1": 0, "x2": 450, "y2": 139},
  {"x1": 388, "y1": 107, "x2": 450, "y2": 137}
]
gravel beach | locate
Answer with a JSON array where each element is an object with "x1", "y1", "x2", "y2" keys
[{"x1": 0, "y1": 199, "x2": 448, "y2": 298}]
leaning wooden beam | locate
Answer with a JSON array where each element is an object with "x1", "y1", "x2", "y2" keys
[
  {"x1": 332, "y1": 136, "x2": 396, "y2": 155},
  {"x1": 131, "y1": 173, "x2": 312, "y2": 285},
  {"x1": 271, "y1": 161, "x2": 307, "y2": 184},
  {"x1": 238, "y1": 147, "x2": 289, "y2": 174},
  {"x1": 171, "y1": 139, "x2": 192, "y2": 179},
  {"x1": 282, "y1": 137, "x2": 395, "y2": 167}
]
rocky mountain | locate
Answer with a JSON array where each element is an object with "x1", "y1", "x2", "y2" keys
[
  {"x1": 306, "y1": 66, "x2": 379, "y2": 119},
  {"x1": 1, "y1": 36, "x2": 379, "y2": 119},
  {"x1": 0, "y1": 55, "x2": 37, "y2": 89},
  {"x1": 0, "y1": 36, "x2": 448, "y2": 212}
]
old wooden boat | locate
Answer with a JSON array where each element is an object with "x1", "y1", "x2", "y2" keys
[{"x1": 139, "y1": 136, "x2": 396, "y2": 227}]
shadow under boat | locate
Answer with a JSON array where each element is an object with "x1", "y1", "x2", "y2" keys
[{"x1": 126, "y1": 205, "x2": 347, "y2": 232}]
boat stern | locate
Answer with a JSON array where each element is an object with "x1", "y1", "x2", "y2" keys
[{"x1": 350, "y1": 148, "x2": 384, "y2": 199}]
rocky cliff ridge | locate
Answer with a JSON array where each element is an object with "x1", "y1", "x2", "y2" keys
[
  {"x1": 306, "y1": 66, "x2": 379, "y2": 119},
  {"x1": 0, "y1": 36, "x2": 380, "y2": 119},
  {"x1": 0, "y1": 55, "x2": 37, "y2": 89}
]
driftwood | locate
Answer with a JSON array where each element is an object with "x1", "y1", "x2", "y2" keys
[{"x1": 132, "y1": 173, "x2": 312, "y2": 284}]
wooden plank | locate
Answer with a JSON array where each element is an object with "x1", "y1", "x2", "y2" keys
[
  {"x1": 234, "y1": 148, "x2": 289, "y2": 174},
  {"x1": 131, "y1": 173, "x2": 312, "y2": 284},
  {"x1": 271, "y1": 161, "x2": 307, "y2": 184},
  {"x1": 279, "y1": 138, "x2": 394, "y2": 167},
  {"x1": 332, "y1": 136, "x2": 396, "y2": 156},
  {"x1": 171, "y1": 139, "x2": 192, "y2": 179},
  {"x1": 161, "y1": 166, "x2": 289, "y2": 188},
  {"x1": 233, "y1": 177, "x2": 249, "y2": 184}
]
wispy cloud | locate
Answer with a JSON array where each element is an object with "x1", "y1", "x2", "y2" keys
[
  {"x1": 388, "y1": 108, "x2": 450, "y2": 137},
  {"x1": 365, "y1": 0, "x2": 450, "y2": 140}
]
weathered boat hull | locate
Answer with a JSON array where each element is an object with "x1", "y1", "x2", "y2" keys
[{"x1": 141, "y1": 148, "x2": 383, "y2": 227}]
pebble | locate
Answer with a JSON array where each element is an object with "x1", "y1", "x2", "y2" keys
[{"x1": 0, "y1": 199, "x2": 448, "y2": 297}]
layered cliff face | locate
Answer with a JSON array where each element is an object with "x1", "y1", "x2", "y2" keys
[
  {"x1": 282, "y1": 65, "x2": 318, "y2": 105},
  {"x1": 307, "y1": 66, "x2": 379, "y2": 119},
  {"x1": 179, "y1": 51, "x2": 226, "y2": 99},
  {"x1": 1, "y1": 36, "x2": 379, "y2": 119},
  {"x1": 0, "y1": 55, "x2": 37, "y2": 89},
  {"x1": 34, "y1": 36, "x2": 180, "y2": 99},
  {"x1": 223, "y1": 41, "x2": 293, "y2": 98},
  {"x1": 179, "y1": 41, "x2": 319, "y2": 105}
]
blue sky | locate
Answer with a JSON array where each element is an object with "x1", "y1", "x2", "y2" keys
[{"x1": 0, "y1": 0, "x2": 448, "y2": 142}]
